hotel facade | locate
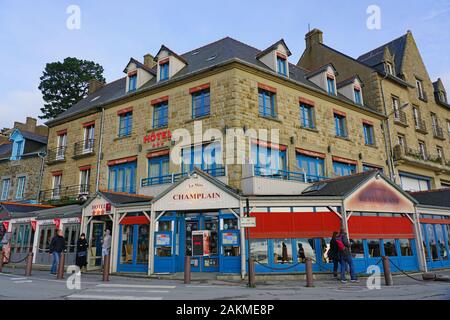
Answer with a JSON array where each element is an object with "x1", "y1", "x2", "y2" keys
[{"x1": 2, "y1": 32, "x2": 449, "y2": 276}]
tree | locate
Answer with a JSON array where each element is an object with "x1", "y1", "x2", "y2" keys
[{"x1": 38, "y1": 57, "x2": 106, "y2": 120}]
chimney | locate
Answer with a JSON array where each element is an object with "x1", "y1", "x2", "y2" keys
[
  {"x1": 144, "y1": 54, "x2": 157, "y2": 69},
  {"x1": 88, "y1": 79, "x2": 105, "y2": 95},
  {"x1": 305, "y1": 29, "x2": 323, "y2": 49},
  {"x1": 25, "y1": 117, "x2": 37, "y2": 132}
]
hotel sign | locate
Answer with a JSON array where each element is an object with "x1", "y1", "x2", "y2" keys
[
  {"x1": 91, "y1": 202, "x2": 111, "y2": 216},
  {"x1": 143, "y1": 129, "x2": 172, "y2": 149}
]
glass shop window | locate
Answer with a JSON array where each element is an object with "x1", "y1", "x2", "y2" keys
[
  {"x1": 222, "y1": 218, "x2": 238, "y2": 230},
  {"x1": 321, "y1": 238, "x2": 332, "y2": 263},
  {"x1": 120, "y1": 225, "x2": 134, "y2": 264},
  {"x1": 426, "y1": 224, "x2": 439, "y2": 261},
  {"x1": 156, "y1": 246, "x2": 172, "y2": 257},
  {"x1": 383, "y1": 239, "x2": 397, "y2": 256},
  {"x1": 399, "y1": 239, "x2": 413, "y2": 256},
  {"x1": 435, "y1": 225, "x2": 448, "y2": 261},
  {"x1": 250, "y1": 239, "x2": 268, "y2": 264},
  {"x1": 158, "y1": 221, "x2": 172, "y2": 232},
  {"x1": 204, "y1": 219, "x2": 218, "y2": 255},
  {"x1": 295, "y1": 238, "x2": 316, "y2": 263},
  {"x1": 273, "y1": 239, "x2": 293, "y2": 264},
  {"x1": 223, "y1": 245, "x2": 240, "y2": 257},
  {"x1": 367, "y1": 239, "x2": 381, "y2": 258},
  {"x1": 350, "y1": 239, "x2": 365, "y2": 258}
]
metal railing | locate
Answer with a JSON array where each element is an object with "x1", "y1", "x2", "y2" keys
[
  {"x1": 46, "y1": 146, "x2": 67, "y2": 163},
  {"x1": 393, "y1": 110, "x2": 408, "y2": 126},
  {"x1": 73, "y1": 139, "x2": 95, "y2": 157},
  {"x1": 432, "y1": 125, "x2": 445, "y2": 140},
  {"x1": 414, "y1": 119, "x2": 428, "y2": 133},
  {"x1": 39, "y1": 184, "x2": 90, "y2": 202},
  {"x1": 254, "y1": 166, "x2": 328, "y2": 183},
  {"x1": 141, "y1": 166, "x2": 226, "y2": 187}
]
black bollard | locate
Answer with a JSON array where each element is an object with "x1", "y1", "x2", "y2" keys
[
  {"x1": 382, "y1": 256, "x2": 393, "y2": 286},
  {"x1": 56, "y1": 252, "x2": 65, "y2": 280},
  {"x1": 305, "y1": 257, "x2": 314, "y2": 287},
  {"x1": 25, "y1": 252, "x2": 33, "y2": 277},
  {"x1": 103, "y1": 254, "x2": 110, "y2": 282},
  {"x1": 248, "y1": 257, "x2": 256, "y2": 288},
  {"x1": 184, "y1": 256, "x2": 191, "y2": 284}
]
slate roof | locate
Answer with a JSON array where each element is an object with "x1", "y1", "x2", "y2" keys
[
  {"x1": 124, "y1": 58, "x2": 157, "y2": 75},
  {"x1": 408, "y1": 189, "x2": 450, "y2": 208},
  {"x1": 20, "y1": 131, "x2": 48, "y2": 145},
  {"x1": 301, "y1": 170, "x2": 378, "y2": 197},
  {"x1": 47, "y1": 37, "x2": 383, "y2": 125},
  {"x1": 98, "y1": 191, "x2": 152, "y2": 206},
  {"x1": 0, "y1": 143, "x2": 12, "y2": 158},
  {"x1": 357, "y1": 33, "x2": 408, "y2": 76},
  {"x1": 0, "y1": 203, "x2": 54, "y2": 220},
  {"x1": 35, "y1": 204, "x2": 82, "y2": 220}
]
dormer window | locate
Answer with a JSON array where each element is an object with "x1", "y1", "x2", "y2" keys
[
  {"x1": 327, "y1": 76, "x2": 336, "y2": 95},
  {"x1": 416, "y1": 78, "x2": 425, "y2": 100},
  {"x1": 128, "y1": 73, "x2": 137, "y2": 92},
  {"x1": 354, "y1": 86, "x2": 362, "y2": 105},
  {"x1": 160, "y1": 60, "x2": 169, "y2": 81},
  {"x1": 9, "y1": 129, "x2": 25, "y2": 161},
  {"x1": 385, "y1": 62, "x2": 395, "y2": 76},
  {"x1": 276, "y1": 54, "x2": 287, "y2": 76}
]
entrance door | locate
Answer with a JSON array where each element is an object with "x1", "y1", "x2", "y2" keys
[
  {"x1": 36, "y1": 225, "x2": 56, "y2": 265},
  {"x1": 88, "y1": 221, "x2": 105, "y2": 269},
  {"x1": 117, "y1": 224, "x2": 149, "y2": 273},
  {"x1": 184, "y1": 216, "x2": 219, "y2": 272},
  {"x1": 64, "y1": 224, "x2": 80, "y2": 265}
]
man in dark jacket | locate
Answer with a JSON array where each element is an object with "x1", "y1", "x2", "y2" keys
[
  {"x1": 49, "y1": 229, "x2": 66, "y2": 275},
  {"x1": 329, "y1": 232, "x2": 339, "y2": 278},
  {"x1": 337, "y1": 229, "x2": 357, "y2": 283}
]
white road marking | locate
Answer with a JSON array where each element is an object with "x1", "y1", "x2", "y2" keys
[
  {"x1": 11, "y1": 277, "x2": 28, "y2": 281},
  {"x1": 96, "y1": 284, "x2": 176, "y2": 289},
  {"x1": 13, "y1": 280, "x2": 33, "y2": 284},
  {"x1": 67, "y1": 294, "x2": 163, "y2": 300},
  {"x1": 186, "y1": 285, "x2": 222, "y2": 288},
  {"x1": 89, "y1": 289, "x2": 170, "y2": 293}
]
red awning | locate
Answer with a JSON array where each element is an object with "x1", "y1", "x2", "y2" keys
[
  {"x1": 120, "y1": 216, "x2": 150, "y2": 225},
  {"x1": 348, "y1": 216, "x2": 414, "y2": 239}
]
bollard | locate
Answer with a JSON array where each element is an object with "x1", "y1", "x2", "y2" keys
[
  {"x1": 56, "y1": 252, "x2": 65, "y2": 280},
  {"x1": 103, "y1": 254, "x2": 110, "y2": 282},
  {"x1": 24, "y1": 252, "x2": 33, "y2": 277},
  {"x1": 382, "y1": 256, "x2": 393, "y2": 286},
  {"x1": 184, "y1": 256, "x2": 191, "y2": 284},
  {"x1": 248, "y1": 257, "x2": 256, "y2": 288},
  {"x1": 305, "y1": 257, "x2": 314, "y2": 287}
]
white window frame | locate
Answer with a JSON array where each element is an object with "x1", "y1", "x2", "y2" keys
[
  {"x1": 79, "y1": 169, "x2": 91, "y2": 194},
  {"x1": 83, "y1": 125, "x2": 95, "y2": 154},
  {"x1": 56, "y1": 133, "x2": 67, "y2": 160},
  {"x1": 1, "y1": 178, "x2": 11, "y2": 201},
  {"x1": 416, "y1": 79, "x2": 425, "y2": 99},
  {"x1": 52, "y1": 174, "x2": 62, "y2": 199},
  {"x1": 15, "y1": 176, "x2": 26, "y2": 200}
]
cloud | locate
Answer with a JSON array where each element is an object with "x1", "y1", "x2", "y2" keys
[
  {"x1": 0, "y1": 89, "x2": 44, "y2": 128},
  {"x1": 421, "y1": 5, "x2": 450, "y2": 21}
]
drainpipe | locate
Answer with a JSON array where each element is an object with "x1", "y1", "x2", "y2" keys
[
  {"x1": 379, "y1": 73, "x2": 396, "y2": 182},
  {"x1": 36, "y1": 151, "x2": 46, "y2": 203},
  {"x1": 95, "y1": 108, "x2": 105, "y2": 192},
  {"x1": 413, "y1": 207, "x2": 428, "y2": 272}
]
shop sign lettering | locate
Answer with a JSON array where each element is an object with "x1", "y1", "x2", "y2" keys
[{"x1": 143, "y1": 129, "x2": 172, "y2": 149}]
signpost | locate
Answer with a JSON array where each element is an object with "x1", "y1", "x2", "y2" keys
[{"x1": 245, "y1": 198, "x2": 257, "y2": 288}]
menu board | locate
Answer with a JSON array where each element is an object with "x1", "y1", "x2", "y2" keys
[
  {"x1": 156, "y1": 233, "x2": 171, "y2": 246},
  {"x1": 222, "y1": 232, "x2": 238, "y2": 245}
]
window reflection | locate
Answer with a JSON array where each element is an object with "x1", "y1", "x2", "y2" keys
[
  {"x1": 383, "y1": 239, "x2": 397, "y2": 256},
  {"x1": 368, "y1": 239, "x2": 381, "y2": 257},
  {"x1": 274, "y1": 239, "x2": 292, "y2": 264},
  {"x1": 250, "y1": 239, "x2": 268, "y2": 264},
  {"x1": 435, "y1": 225, "x2": 447, "y2": 261},
  {"x1": 350, "y1": 239, "x2": 365, "y2": 258},
  {"x1": 426, "y1": 224, "x2": 439, "y2": 261},
  {"x1": 399, "y1": 239, "x2": 413, "y2": 256},
  {"x1": 295, "y1": 238, "x2": 316, "y2": 263}
]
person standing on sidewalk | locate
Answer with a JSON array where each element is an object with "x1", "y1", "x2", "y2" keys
[
  {"x1": 49, "y1": 229, "x2": 66, "y2": 275},
  {"x1": 329, "y1": 232, "x2": 340, "y2": 278},
  {"x1": 101, "y1": 229, "x2": 111, "y2": 266},
  {"x1": 76, "y1": 233, "x2": 88, "y2": 272},
  {"x1": 337, "y1": 229, "x2": 358, "y2": 283}
]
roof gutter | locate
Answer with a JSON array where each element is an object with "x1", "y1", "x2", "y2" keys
[{"x1": 95, "y1": 107, "x2": 105, "y2": 192}]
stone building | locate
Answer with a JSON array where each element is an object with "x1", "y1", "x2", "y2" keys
[
  {"x1": 0, "y1": 118, "x2": 48, "y2": 203},
  {"x1": 41, "y1": 37, "x2": 389, "y2": 202},
  {"x1": 298, "y1": 29, "x2": 450, "y2": 191}
]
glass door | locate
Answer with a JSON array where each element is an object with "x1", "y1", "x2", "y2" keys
[
  {"x1": 118, "y1": 224, "x2": 149, "y2": 272},
  {"x1": 88, "y1": 221, "x2": 105, "y2": 269},
  {"x1": 185, "y1": 219, "x2": 200, "y2": 272},
  {"x1": 36, "y1": 225, "x2": 56, "y2": 264}
]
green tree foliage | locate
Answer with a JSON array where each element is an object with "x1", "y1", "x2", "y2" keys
[{"x1": 38, "y1": 57, "x2": 105, "y2": 120}]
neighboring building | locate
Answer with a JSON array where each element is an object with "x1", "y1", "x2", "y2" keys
[
  {"x1": 298, "y1": 29, "x2": 450, "y2": 191},
  {"x1": 0, "y1": 118, "x2": 48, "y2": 204}
]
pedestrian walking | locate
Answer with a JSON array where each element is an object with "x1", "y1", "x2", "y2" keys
[
  {"x1": 75, "y1": 233, "x2": 88, "y2": 272},
  {"x1": 49, "y1": 229, "x2": 66, "y2": 275},
  {"x1": 281, "y1": 242, "x2": 288, "y2": 263},
  {"x1": 329, "y1": 231, "x2": 339, "y2": 278},
  {"x1": 101, "y1": 229, "x2": 112, "y2": 265},
  {"x1": 336, "y1": 229, "x2": 358, "y2": 283}
]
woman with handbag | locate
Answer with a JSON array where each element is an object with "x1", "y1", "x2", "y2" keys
[{"x1": 75, "y1": 233, "x2": 88, "y2": 272}]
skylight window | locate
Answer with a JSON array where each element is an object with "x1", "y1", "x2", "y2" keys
[
  {"x1": 206, "y1": 54, "x2": 217, "y2": 61},
  {"x1": 191, "y1": 51, "x2": 199, "y2": 56},
  {"x1": 90, "y1": 96, "x2": 101, "y2": 102}
]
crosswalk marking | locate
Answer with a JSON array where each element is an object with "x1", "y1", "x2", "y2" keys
[
  {"x1": 96, "y1": 284, "x2": 176, "y2": 289},
  {"x1": 89, "y1": 289, "x2": 170, "y2": 293},
  {"x1": 67, "y1": 294, "x2": 163, "y2": 300}
]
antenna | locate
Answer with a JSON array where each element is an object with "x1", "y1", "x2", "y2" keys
[{"x1": 308, "y1": 23, "x2": 311, "y2": 32}]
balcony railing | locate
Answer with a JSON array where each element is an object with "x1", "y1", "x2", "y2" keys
[
  {"x1": 414, "y1": 119, "x2": 428, "y2": 134},
  {"x1": 39, "y1": 184, "x2": 90, "y2": 203},
  {"x1": 432, "y1": 125, "x2": 445, "y2": 140},
  {"x1": 141, "y1": 166, "x2": 226, "y2": 187},
  {"x1": 254, "y1": 166, "x2": 328, "y2": 183},
  {"x1": 393, "y1": 110, "x2": 408, "y2": 126},
  {"x1": 46, "y1": 146, "x2": 67, "y2": 163},
  {"x1": 73, "y1": 139, "x2": 95, "y2": 158}
]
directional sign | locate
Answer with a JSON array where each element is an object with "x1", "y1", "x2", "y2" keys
[{"x1": 241, "y1": 217, "x2": 256, "y2": 228}]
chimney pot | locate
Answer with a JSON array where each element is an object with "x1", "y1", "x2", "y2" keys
[{"x1": 144, "y1": 54, "x2": 157, "y2": 69}]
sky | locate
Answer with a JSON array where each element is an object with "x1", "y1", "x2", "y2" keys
[{"x1": 0, "y1": 0, "x2": 449, "y2": 128}]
